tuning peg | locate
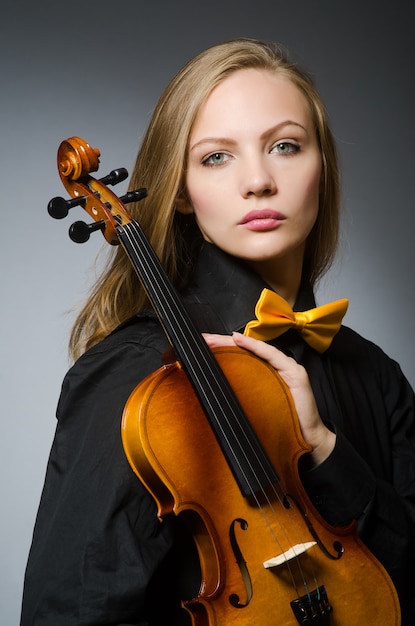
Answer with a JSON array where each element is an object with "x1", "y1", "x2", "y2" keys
[
  {"x1": 69, "y1": 220, "x2": 106, "y2": 243},
  {"x1": 99, "y1": 168, "x2": 129, "y2": 186},
  {"x1": 48, "y1": 195, "x2": 86, "y2": 219},
  {"x1": 119, "y1": 188, "x2": 148, "y2": 204}
]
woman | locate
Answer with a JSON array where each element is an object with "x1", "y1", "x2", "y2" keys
[{"x1": 21, "y1": 38, "x2": 415, "y2": 625}]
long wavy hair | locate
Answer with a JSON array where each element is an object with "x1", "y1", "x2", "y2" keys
[{"x1": 69, "y1": 38, "x2": 340, "y2": 361}]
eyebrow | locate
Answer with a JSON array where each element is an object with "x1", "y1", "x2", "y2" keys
[{"x1": 189, "y1": 120, "x2": 308, "y2": 152}]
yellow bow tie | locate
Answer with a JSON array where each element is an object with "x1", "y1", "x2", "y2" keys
[{"x1": 244, "y1": 289, "x2": 348, "y2": 352}]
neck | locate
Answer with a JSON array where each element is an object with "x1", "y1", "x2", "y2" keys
[{"x1": 247, "y1": 255, "x2": 303, "y2": 307}]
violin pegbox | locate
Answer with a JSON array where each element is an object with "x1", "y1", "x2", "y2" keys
[{"x1": 47, "y1": 136, "x2": 147, "y2": 245}]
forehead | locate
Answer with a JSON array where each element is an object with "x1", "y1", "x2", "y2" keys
[{"x1": 190, "y1": 68, "x2": 313, "y2": 140}]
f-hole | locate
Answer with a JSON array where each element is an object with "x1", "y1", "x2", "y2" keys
[
  {"x1": 286, "y1": 494, "x2": 344, "y2": 560},
  {"x1": 228, "y1": 518, "x2": 252, "y2": 608}
]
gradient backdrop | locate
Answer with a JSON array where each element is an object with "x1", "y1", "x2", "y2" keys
[{"x1": 1, "y1": 1, "x2": 413, "y2": 623}]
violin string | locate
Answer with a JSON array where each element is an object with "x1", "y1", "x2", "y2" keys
[{"x1": 120, "y1": 219, "x2": 317, "y2": 591}]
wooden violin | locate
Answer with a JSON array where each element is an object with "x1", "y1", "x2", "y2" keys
[{"x1": 49, "y1": 136, "x2": 400, "y2": 625}]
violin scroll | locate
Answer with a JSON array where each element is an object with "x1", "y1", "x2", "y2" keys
[
  {"x1": 57, "y1": 136, "x2": 100, "y2": 181},
  {"x1": 48, "y1": 136, "x2": 147, "y2": 245}
]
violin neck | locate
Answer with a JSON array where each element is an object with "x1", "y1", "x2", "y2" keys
[{"x1": 117, "y1": 220, "x2": 279, "y2": 497}]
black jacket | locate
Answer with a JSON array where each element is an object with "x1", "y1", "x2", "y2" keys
[{"x1": 21, "y1": 243, "x2": 415, "y2": 625}]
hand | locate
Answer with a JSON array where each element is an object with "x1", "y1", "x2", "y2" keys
[{"x1": 203, "y1": 331, "x2": 336, "y2": 467}]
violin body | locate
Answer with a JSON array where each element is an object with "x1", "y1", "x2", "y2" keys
[{"x1": 122, "y1": 347, "x2": 400, "y2": 625}]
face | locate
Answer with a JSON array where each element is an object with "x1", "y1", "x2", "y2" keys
[{"x1": 182, "y1": 68, "x2": 322, "y2": 290}]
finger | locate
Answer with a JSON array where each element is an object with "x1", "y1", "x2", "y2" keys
[
  {"x1": 231, "y1": 332, "x2": 306, "y2": 389},
  {"x1": 202, "y1": 333, "x2": 236, "y2": 348},
  {"x1": 231, "y1": 332, "x2": 291, "y2": 369}
]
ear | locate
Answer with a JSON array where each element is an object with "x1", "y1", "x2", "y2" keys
[{"x1": 175, "y1": 195, "x2": 194, "y2": 215}]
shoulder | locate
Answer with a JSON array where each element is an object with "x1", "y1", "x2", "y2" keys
[
  {"x1": 82, "y1": 311, "x2": 167, "y2": 364},
  {"x1": 332, "y1": 325, "x2": 395, "y2": 366},
  {"x1": 59, "y1": 313, "x2": 170, "y2": 411},
  {"x1": 333, "y1": 325, "x2": 387, "y2": 356},
  {"x1": 330, "y1": 325, "x2": 410, "y2": 392}
]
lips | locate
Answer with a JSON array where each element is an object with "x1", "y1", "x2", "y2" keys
[{"x1": 239, "y1": 209, "x2": 286, "y2": 230}]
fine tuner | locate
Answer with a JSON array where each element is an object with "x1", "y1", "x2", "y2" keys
[{"x1": 47, "y1": 139, "x2": 147, "y2": 244}]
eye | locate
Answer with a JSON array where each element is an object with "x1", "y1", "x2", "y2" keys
[
  {"x1": 202, "y1": 152, "x2": 230, "y2": 167},
  {"x1": 271, "y1": 141, "x2": 300, "y2": 155}
]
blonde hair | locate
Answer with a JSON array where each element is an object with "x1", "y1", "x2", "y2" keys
[{"x1": 69, "y1": 38, "x2": 340, "y2": 361}]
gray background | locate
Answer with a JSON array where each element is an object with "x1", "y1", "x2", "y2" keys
[{"x1": 1, "y1": 1, "x2": 414, "y2": 623}]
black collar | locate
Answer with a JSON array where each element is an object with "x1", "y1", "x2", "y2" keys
[{"x1": 182, "y1": 242, "x2": 316, "y2": 334}]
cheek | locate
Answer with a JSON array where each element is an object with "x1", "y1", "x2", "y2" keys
[
  {"x1": 186, "y1": 182, "x2": 221, "y2": 222},
  {"x1": 308, "y1": 171, "x2": 320, "y2": 193},
  {"x1": 304, "y1": 165, "x2": 322, "y2": 211}
]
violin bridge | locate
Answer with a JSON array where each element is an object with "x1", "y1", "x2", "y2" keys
[{"x1": 263, "y1": 541, "x2": 316, "y2": 568}]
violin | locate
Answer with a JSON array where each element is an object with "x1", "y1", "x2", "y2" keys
[{"x1": 48, "y1": 136, "x2": 400, "y2": 625}]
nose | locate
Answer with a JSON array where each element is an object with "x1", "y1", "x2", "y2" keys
[{"x1": 241, "y1": 154, "x2": 277, "y2": 198}]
